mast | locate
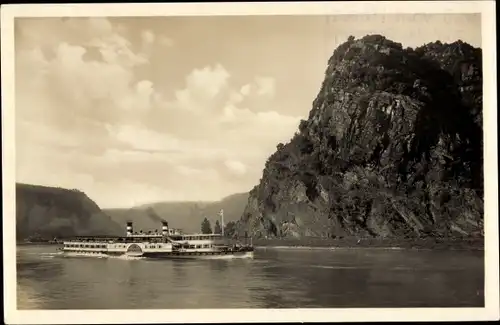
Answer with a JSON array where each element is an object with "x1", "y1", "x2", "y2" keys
[{"x1": 220, "y1": 209, "x2": 224, "y2": 237}]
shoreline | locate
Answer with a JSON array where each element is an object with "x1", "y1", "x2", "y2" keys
[
  {"x1": 250, "y1": 237, "x2": 484, "y2": 251},
  {"x1": 17, "y1": 237, "x2": 484, "y2": 251}
]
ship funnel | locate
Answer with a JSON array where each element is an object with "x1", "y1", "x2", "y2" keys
[
  {"x1": 126, "y1": 221, "x2": 133, "y2": 236},
  {"x1": 162, "y1": 221, "x2": 169, "y2": 236}
]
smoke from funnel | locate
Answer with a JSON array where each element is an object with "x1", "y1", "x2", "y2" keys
[{"x1": 146, "y1": 207, "x2": 165, "y2": 223}]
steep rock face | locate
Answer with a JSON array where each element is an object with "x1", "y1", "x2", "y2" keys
[
  {"x1": 238, "y1": 35, "x2": 483, "y2": 239},
  {"x1": 16, "y1": 183, "x2": 123, "y2": 240}
]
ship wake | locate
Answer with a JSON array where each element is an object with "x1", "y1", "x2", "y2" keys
[{"x1": 62, "y1": 252, "x2": 145, "y2": 260}]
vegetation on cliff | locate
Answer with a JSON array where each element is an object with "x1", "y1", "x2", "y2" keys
[
  {"x1": 237, "y1": 35, "x2": 483, "y2": 240},
  {"x1": 16, "y1": 183, "x2": 122, "y2": 240}
]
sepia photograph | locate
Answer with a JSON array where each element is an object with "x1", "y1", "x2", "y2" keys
[{"x1": 2, "y1": 1, "x2": 498, "y2": 324}]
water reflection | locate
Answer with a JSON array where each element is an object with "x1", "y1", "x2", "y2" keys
[{"x1": 16, "y1": 246, "x2": 484, "y2": 309}]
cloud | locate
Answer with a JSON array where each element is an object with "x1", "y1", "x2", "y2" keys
[
  {"x1": 254, "y1": 76, "x2": 276, "y2": 97},
  {"x1": 224, "y1": 160, "x2": 247, "y2": 176},
  {"x1": 16, "y1": 19, "x2": 158, "y2": 137},
  {"x1": 240, "y1": 84, "x2": 251, "y2": 96},
  {"x1": 228, "y1": 92, "x2": 244, "y2": 104},
  {"x1": 88, "y1": 34, "x2": 148, "y2": 68},
  {"x1": 15, "y1": 17, "x2": 303, "y2": 207},
  {"x1": 117, "y1": 80, "x2": 156, "y2": 111},
  {"x1": 141, "y1": 30, "x2": 156, "y2": 44},
  {"x1": 184, "y1": 64, "x2": 230, "y2": 100},
  {"x1": 85, "y1": 17, "x2": 114, "y2": 35},
  {"x1": 106, "y1": 124, "x2": 181, "y2": 152},
  {"x1": 159, "y1": 35, "x2": 174, "y2": 47}
]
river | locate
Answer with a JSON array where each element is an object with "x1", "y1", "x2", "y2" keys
[{"x1": 16, "y1": 245, "x2": 484, "y2": 309}]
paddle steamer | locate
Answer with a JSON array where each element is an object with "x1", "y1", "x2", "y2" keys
[{"x1": 60, "y1": 211, "x2": 254, "y2": 259}]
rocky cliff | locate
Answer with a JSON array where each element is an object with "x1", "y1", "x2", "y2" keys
[
  {"x1": 237, "y1": 35, "x2": 483, "y2": 239},
  {"x1": 16, "y1": 183, "x2": 123, "y2": 240}
]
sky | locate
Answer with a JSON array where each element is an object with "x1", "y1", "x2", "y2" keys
[{"x1": 14, "y1": 14, "x2": 481, "y2": 208}]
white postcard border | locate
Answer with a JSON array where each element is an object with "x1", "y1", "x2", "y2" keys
[{"x1": 2, "y1": 1, "x2": 498, "y2": 323}]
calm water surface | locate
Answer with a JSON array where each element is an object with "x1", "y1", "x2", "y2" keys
[{"x1": 17, "y1": 245, "x2": 484, "y2": 309}]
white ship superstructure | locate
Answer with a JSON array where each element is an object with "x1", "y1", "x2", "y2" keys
[{"x1": 61, "y1": 215, "x2": 254, "y2": 259}]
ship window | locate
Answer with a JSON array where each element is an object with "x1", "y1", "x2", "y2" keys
[
  {"x1": 189, "y1": 245, "x2": 195, "y2": 249},
  {"x1": 196, "y1": 245, "x2": 201, "y2": 249},
  {"x1": 203, "y1": 244, "x2": 209, "y2": 248}
]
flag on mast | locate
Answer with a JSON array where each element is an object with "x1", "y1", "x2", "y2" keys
[{"x1": 219, "y1": 209, "x2": 224, "y2": 236}]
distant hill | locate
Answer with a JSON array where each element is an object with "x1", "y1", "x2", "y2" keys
[
  {"x1": 16, "y1": 183, "x2": 123, "y2": 241},
  {"x1": 104, "y1": 192, "x2": 249, "y2": 234}
]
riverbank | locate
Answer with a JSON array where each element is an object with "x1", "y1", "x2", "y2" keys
[
  {"x1": 16, "y1": 237, "x2": 484, "y2": 251},
  {"x1": 17, "y1": 241, "x2": 62, "y2": 246},
  {"x1": 250, "y1": 237, "x2": 484, "y2": 251}
]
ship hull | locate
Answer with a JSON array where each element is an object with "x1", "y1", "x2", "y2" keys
[
  {"x1": 60, "y1": 250, "x2": 254, "y2": 260},
  {"x1": 142, "y1": 250, "x2": 254, "y2": 259}
]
